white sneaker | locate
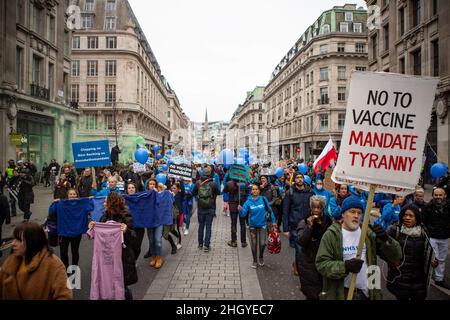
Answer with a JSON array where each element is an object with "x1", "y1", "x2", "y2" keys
[
  {"x1": 177, "y1": 243, "x2": 182, "y2": 249},
  {"x1": 184, "y1": 229, "x2": 189, "y2": 235}
]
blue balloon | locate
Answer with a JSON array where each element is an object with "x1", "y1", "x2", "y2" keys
[
  {"x1": 239, "y1": 147, "x2": 249, "y2": 157},
  {"x1": 275, "y1": 167, "x2": 284, "y2": 178},
  {"x1": 236, "y1": 157, "x2": 245, "y2": 165},
  {"x1": 304, "y1": 175, "x2": 311, "y2": 186},
  {"x1": 156, "y1": 153, "x2": 162, "y2": 160},
  {"x1": 168, "y1": 159, "x2": 174, "y2": 165},
  {"x1": 134, "y1": 148, "x2": 149, "y2": 165},
  {"x1": 156, "y1": 173, "x2": 167, "y2": 185},
  {"x1": 166, "y1": 149, "x2": 174, "y2": 156},
  {"x1": 431, "y1": 163, "x2": 448, "y2": 179},
  {"x1": 220, "y1": 149, "x2": 234, "y2": 165},
  {"x1": 162, "y1": 165, "x2": 168, "y2": 171},
  {"x1": 152, "y1": 145, "x2": 159, "y2": 153},
  {"x1": 298, "y1": 163, "x2": 308, "y2": 175}
]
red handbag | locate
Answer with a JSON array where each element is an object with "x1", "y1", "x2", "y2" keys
[{"x1": 267, "y1": 225, "x2": 281, "y2": 254}]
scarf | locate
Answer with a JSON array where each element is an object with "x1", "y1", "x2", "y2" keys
[{"x1": 400, "y1": 225, "x2": 422, "y2": 237}]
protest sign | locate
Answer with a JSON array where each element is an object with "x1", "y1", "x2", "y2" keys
[
  {"x1": 133, "y1": 162, "x2": 146, "y2": 173},
  {"x1": 147, "y1": 158, "x2": 154, "y2": 167},
  {"x1": 168, "y1": 164, "x2": 193, "y2": 181},
  {"x1": 72, "y1": 140, "x2": 111, "y2": 169},
  {"x1": 332, "y1": 72, "x2": 439, "y2": 196},
  {"x1": 229, "y1": 164, "x2": 250, "y2": 182}
]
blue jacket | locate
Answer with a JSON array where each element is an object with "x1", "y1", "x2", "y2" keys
[
  {"x1": 222, "y1": 173, "x2": 230, "y2": 202},
  {"x1": 240, "y1": 196, "x2": 276, "y2": 228},
  {"x1": 91, "y1": 186, "x2": 121, "y2": 197},
  {"x1": 214, "y1": 173, "x2": 221, "y2": 195},
  {"x1": 375, "y1": 203, "x2": 401, "y2": 230}
]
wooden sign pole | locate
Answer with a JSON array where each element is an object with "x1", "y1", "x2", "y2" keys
[{"x1": 346, "y1": 184, "x2": 376, "y2": 300}]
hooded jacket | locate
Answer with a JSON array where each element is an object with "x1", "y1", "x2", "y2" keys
[
  {"x1": 240, "y1": 195, "x2": 276, "y2": 228},
  {"x1": 315, "y1": 222, "x2": 402, "y2": 300},
  {"x1": 282, "y1": 184, "x2": 313, "y2": 232}
]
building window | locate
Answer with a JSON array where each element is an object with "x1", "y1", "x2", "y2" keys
[
  {"x1": 82, "y1": 15, "x2": 93, "y2": 29},
  {"x1": 106, "y1": 36, "x2": 117, "y2": 49},
  {"x1": 32, "y1": 55, "x2": 42, "y2": 85},
  {"x1": 259, "y1": 103, "x2": 262, "y2": 110},
  {"x1": 71, "y1": 60, "x2": 80, "y2": 76},
  {"x1": 48, "y1": 15, "x2": 56, "y2": 44},
  {"x1": 310, "y1": 71, "x2": 314, "y2": 84},
  {"x1": 338, "y1": 87, "x2": 346, "y2": 101},
  {"x1": 105, "y1": 84, "x2": 116, "y2": 105},
  {"x1": 356, "y1": 66, "x2": 367, "y2": 71},
  {"x1": 105, "y1": 60, "x2": 117, "y2": 76},
  {"x1": 32, "y1": 4, "x2": 44, "y2": 35},
  {"x1": 72, "y1": 36, "x2": 80, "y2": 49},
  {"x1": 85, "y1": 114, "x2": 98, "y2": 130},
  {"x1": 71, "y1": 84, "x2": 79, "y2": 103},
  {"x1": 104, "y1": 114, "x2": 114, "y2": 130},
  {"x1": 338, "y1": 42, "x2": 345, "y2": 53},
  {"x1": 432, "y1": 0, "x2": 438, "y2": 15},
  {"x1": 320, "y1": 44, "x2": 328, "y2": 54},
  {"x1": 64, "y1": 31, "x2": 69, "y2": 56},
  {"x1": 340, "y1": 22, "x2": 349, "y2": 33},
  {"x1": 320, "y1": 87, "x2": 329, "y2": 104},
  {"x1": 412, "y1": 49, "x2": 422, "y2": 75},
  {"x1": 104, "y1": 17, "x2": 116, "y2": 30},
  {"x1": 432, "y1": 40, "x2": 439, "y2": 76},
  {"x1": 16, "y1": 47, "x2": 23, "y2": 90},
  {"x1": 321, "y1": 24, "x2": 330, "y2": 34},
  {"x1": 355, "y1": 43, "x2": 365, "y2": 53},
  {"x1": 345, "y1": 12, "x2": 353, "y2": 22},
  {"x1": 88, "y1": 36, "x2": 98, "y2": 49},
  {"x1": 338, "y1": 66, "x2": 346, "y2": 80},
  {"x1": 16, "y1": 0, "x2": 24, "y2": 24},
  {"x1": 87, "y1": 84, "x2": 98, "y2": 105},
  {"x1": 412, "y1": 0, "x2": 421, "y2": 27},
  {"x1": 259, "y1": 114, "x2": 263, "y2": 121},
  {"x1": 87, "y1": 60, "x2": 98, "y2": 76},
  {"x1": 371, "y1": 34, "x2": 378, "y2": 60},
  {"x1": 338, "y1": 113, "x2": 346, "y2": 130},
  {"x1": 106, "y1": 0, "x2": 116, "y2": 11},
  {"x1": 320, "y1": 114, "x2": 328, "y2": 132},
  {"x1": 353, "y1": 23, "x2": 362, "y2": 33},
  {"x1": 85, "y1": 0, "x2": 95, "y2": 11},
  {"x1": 320, "y1": 67, "x2": 329, "y2": 81},
  {"x1": 384, "y1": 24, "x2": 389, "y2": 51},
  {"x1": 399, "y1": 7, "x2": 406, "y2": 36},
  {"x1": 399, "y1": 57, "x2": 405, "y2": 74}
]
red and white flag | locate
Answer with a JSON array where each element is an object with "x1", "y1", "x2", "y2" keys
[{"x1": 313, "y1": 138, "x2": 338, "y2": 173}]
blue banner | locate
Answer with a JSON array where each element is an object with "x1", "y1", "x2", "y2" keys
[{"x1": 72, "y1": 140, "x2": 111, "y2": 168}]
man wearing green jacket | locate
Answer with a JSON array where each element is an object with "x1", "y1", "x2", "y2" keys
[{"x1": 315, "y1": 195, "x2": 402, "y2": 300}]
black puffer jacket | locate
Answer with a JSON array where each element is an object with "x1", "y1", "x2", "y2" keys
[
  {"x1": 297, "y1": 214, "x2": 331, "y2": 299},
  {"x1": 422, "y1": 200, "x2": 450, "y2": 239},
  {"x1": 386, "y1": 224, "x2": 429, "y2": 300},
  {"x1": 99, "y1": 212, "x2": 138, "y2": 286}
]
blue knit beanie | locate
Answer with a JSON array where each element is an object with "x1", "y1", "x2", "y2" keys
[{"x1": 340, "y1": 195, "x2": 365, "y2": 214}]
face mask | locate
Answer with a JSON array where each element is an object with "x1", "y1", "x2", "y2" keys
[{"x1": 316, "y1": 185, "x2": 323, "y2": 190}]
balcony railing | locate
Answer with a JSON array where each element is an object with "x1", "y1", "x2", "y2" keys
[{"x1": 30, "y1": 83, "x2": 49, "y2": 100}]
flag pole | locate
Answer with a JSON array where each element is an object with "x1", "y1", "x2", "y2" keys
[{"x1": 346, "y1": 183, "x2": 376, "y2": 300}]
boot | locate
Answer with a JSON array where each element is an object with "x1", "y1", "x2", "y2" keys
[
  {"x1": 154, "y1": 256, "x2": 164, "y2": 269},
  {"x1": 149, "y1": 256, "x2": 156, "y2": 267}
]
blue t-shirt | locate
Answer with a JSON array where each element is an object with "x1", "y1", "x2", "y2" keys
[
  {"x1": 123, "y1": 191, "x2": 158, "y2": 228},
  {"x1": 57, "y1": 198, "x2": 93, "y2": 237}
]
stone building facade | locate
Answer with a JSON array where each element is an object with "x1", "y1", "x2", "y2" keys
[
  {"x1": 0, "y1": 0, "x2": 78, "y2": 171},
  {"x1": 264, "y1": 4, "x2": 368, "y2": 161}
]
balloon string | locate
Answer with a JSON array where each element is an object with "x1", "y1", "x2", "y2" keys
[{"x1": 426, "y1": 139, "x2": 441, "y2": 163}]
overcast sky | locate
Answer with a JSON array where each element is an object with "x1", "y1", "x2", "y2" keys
[{"x1": 128, "y1": 0, "x2": 367, "y2": 123}]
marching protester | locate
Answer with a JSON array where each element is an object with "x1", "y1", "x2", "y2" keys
[
  {"x1": 143, "y1": 178, "x2": 159, "y2": 259},
  {"x1": 296, "y1": 195, "x2": 332, "y2": 299},
  {"x1": 42, "y1": 162, "x2": 51, "y2": 188},
  {"x1": 6, "y1": 169, "x2": 19, "y2": 217},
  {"x1": 283, "y1": 172, "x2": 314, "y2": 276},
  {"x1": 193, "y1": 166, "x2": 219, "y2": 252},
  {"x1": 0, "y1": 222, "x2": 72, "y2": 300},
  {"x1": 422, "y1": 187, "x2": 450, "y2": 290},
  {"x1": 17, "y1": 168, "x2": 35, "y2": 222},
  {"x1": 53, "y1": 173, "x2": 71, "y2": 200},
  {"x1": 315, "y1": 196, "x2": 402, "y2": 300},
  {"x1": 223, "y1": 178, "x2": 248, "y2": 248},
  {"x1": 171, "y1": 181, "x2": 184, "y2": 250},
  {"x1": 157, "y1": 181, "x2": 175, "y2": 267},
  {"x1": 259, "y1": 174, "x2": 279, "y2": 222},
  {"x1": 77, "y1": 168, "x2": 95, "y2": 198},
  {"x1": 404, "y1": 187, "x2": 427, "y2": 215},
  {"x1": 88, "y1": 192, "x2": 138, "y2": 300},
  {"x1": 239, "y1": 183, "x2": 276, "y2": 268},
  {"x1": 312, "y1": 177, "x2": 334, "y2": 218},
  {"x1": 48, "y1": 189, "x2": 92, "y2": 270},
  {"x1": 386, "y1": 204, "x2": 436, "y2": 300},
  {"x1": 374, "y1": 195, "x2": 406, "y2": 230},
  {"x1": 182, "y1": 178, "x2": 195, "y2": 235},
  {"x1": 91, "y1": 176, "x2": 121, "y2": 196},
  {"x1": 328, "y1": 184, "x2": 351, "y2": 220}
]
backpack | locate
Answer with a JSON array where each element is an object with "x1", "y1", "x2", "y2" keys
[{"x1": 198, "y1": 180, "x2": 213, "y2": 209}]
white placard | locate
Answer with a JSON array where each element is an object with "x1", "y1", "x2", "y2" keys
[
  {"x1": 133, "y1": 162, "x2": 146, "y2": 173},
  {"x1": 332, "y1": 72, "x2": 439, "y2": 196}
]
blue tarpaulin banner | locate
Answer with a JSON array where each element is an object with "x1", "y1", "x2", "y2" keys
[{"x1": 72, "y1": 140, "x2": 111, "y2": 168}]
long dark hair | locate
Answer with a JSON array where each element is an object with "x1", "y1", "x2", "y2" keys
[
  {"x1": 13, "y1": 222, "x2": 53, "y2": 264},
  {"x1": 105, "y1": 192, "x2": 129, "y2": 218}
]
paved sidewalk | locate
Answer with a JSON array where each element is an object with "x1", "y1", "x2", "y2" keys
[{"x1": 143, "y1": 198, "x2": 263, "y2": 300}]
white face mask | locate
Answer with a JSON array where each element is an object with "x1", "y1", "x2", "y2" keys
[{"x1": 316, "y1": 185, "x2": 323, "y2": 190}]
